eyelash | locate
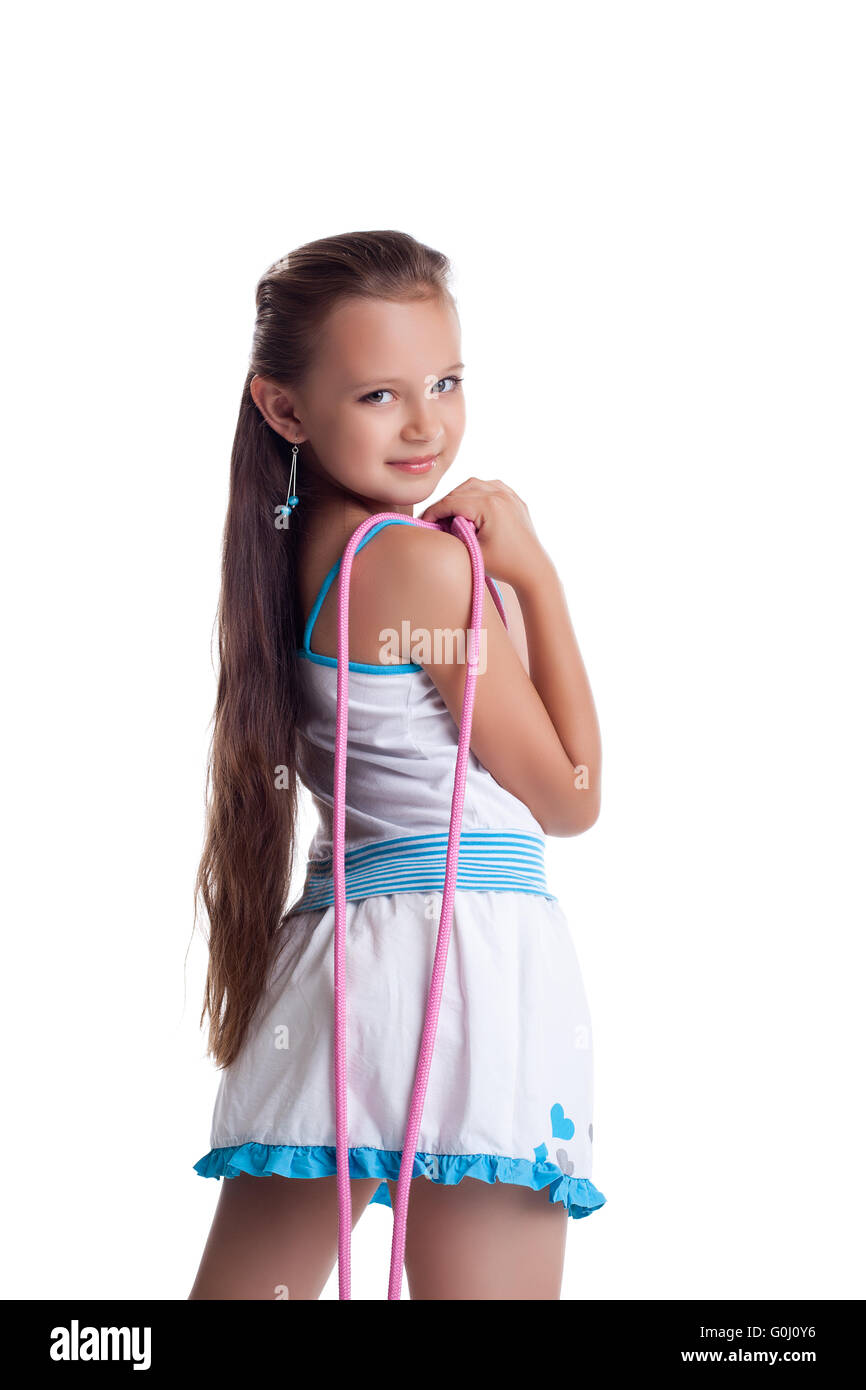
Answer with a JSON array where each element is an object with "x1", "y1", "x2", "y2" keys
[{"x1": 360, "y1": 375, "x2": 464, "y2": 405}]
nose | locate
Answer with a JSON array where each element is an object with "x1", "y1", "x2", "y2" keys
[{"x1": 401, "y1": 389, "x2": 444, "y2": 443}]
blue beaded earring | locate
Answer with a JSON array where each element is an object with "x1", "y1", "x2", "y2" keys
[{"x1": 280, "y1": 443, "x2": 300, "y2": 521}]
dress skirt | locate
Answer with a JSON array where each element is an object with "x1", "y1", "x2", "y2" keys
[{"x1": 193, "y1": 888, "x2": 606, "y2": 1221}]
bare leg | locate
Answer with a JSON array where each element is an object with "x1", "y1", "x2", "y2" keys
[
  {"x1": 188, "y1": 1174, "x2": 381, "y2": 1300},
  {"x1": 385, "y1": 1176, "x2": 568, "y2": 1300}
]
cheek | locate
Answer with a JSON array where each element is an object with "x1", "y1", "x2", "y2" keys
[
  {"x1": 336, "y1": 408, "x2": 392, "y2": 449},
  {"x1": 446, "y1": 397, "x2": 466, "y2": 434}
]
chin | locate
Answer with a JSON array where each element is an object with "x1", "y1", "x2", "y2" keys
[{"x1": 376, "y1": 468, "x2": 442, "y2": 499}]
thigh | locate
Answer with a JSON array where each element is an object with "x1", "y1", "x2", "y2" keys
[
  {"x1": 386, "y1": 1176, "x2": 568, "y2": 1300},
  {"x1": 189, "y1": 1173, "x2": 381, "y2": 1301}
]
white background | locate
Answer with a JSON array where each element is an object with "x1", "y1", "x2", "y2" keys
[{"x1": 2, "y1": 1, "x2": 863, "y2": 1301}]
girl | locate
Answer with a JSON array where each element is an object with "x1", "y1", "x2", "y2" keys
[{"x1": 188, "y1": 230, "x2": 606, "y2": 1301}]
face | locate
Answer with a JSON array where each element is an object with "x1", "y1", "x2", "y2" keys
[{"x1": 252, "y1": 295, "x2": 465, "y2": 509}]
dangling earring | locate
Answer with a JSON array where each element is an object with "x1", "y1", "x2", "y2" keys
[{"x1": 280, "y1": 443, "x2": 300, "y2": 521}]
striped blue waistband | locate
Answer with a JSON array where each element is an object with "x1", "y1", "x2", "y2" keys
[{"x1": 285, "y1": 831, "x2": 556, "y2": 915}]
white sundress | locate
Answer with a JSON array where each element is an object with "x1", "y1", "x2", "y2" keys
[{"x1": 193, "y1": 518, "x2": 607, "y2": 1223}]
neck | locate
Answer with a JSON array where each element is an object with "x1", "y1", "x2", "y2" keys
[{"x1": 295, "y1": 458, "x2": 418, "y2": 584}]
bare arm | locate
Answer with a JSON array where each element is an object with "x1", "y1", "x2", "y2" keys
[{"x1": 510, "y1": 556, "x2": 601, "y2": 822}]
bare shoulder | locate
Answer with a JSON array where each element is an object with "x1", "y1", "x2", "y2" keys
[
  {"x1": 360, "y1": 519, "x2": 469, "y2": 581},
  {"x1": 351, "y1": 520, "x2": 474, "y2": 616},
  {"x1": 311, "y1": 520, "x2": 469, "y2": 664},
  {"x1": 354, "y1": 523, "x2": 526, "y2": 665}
]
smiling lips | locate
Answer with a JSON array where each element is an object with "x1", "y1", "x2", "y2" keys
[{"x1": 386, "y1": 454, "x2": 438, "y2": 472}]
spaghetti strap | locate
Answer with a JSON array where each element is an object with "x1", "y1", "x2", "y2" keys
[{"x1": 302, "y1": 518, "x2": 416, "y2": 656}]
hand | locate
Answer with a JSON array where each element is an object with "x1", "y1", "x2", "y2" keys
[{"x1": 419, "y1": 478, "x2": 547, "y2": 591}]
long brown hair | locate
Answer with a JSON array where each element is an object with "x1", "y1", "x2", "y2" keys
[{"x1": 195, "y1": 230, "x2": 454, "y2": 1069}]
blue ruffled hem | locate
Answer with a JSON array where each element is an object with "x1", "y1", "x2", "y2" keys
[{"x1": 193, "y1": 1143, "x2": 607, "y2": 1220}]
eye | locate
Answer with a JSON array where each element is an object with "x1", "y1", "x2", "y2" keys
[
  {"x1": 361, "y1": 388, "x2": 396, "y2": 405},
  {"x1": 432, "y1": 375, "x2": 464, "y2": 394}
]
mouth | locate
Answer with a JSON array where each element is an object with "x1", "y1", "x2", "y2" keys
[{"x1": 386, "y1": 453, "x2": 439, "y2": 473}]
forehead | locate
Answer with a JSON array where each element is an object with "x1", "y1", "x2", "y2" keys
[{"x1": 314, "y1": 296, "x2": 459, "y2": 383}]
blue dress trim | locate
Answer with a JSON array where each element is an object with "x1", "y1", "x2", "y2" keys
[
  {"x1": 285, "y1": 830, "x2": 557, "y2": 915},
  {"x1": 193, "y1": 1142, "x2": 607, "y2": 1221}
]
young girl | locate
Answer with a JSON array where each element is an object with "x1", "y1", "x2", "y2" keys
[{"x1": 189, "y1": 230, "x2": 606, "y2": 1301}]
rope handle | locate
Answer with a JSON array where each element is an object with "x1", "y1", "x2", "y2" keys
[{"x1": 331, "y1": 511, "x2": 491, "y2": 1299}]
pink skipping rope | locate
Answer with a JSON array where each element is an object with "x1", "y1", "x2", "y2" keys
[{"x1": 331, "y1": 510, "x2": 509, "y2": 1300}]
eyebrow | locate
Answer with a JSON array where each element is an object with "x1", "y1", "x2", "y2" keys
[{"x1": 349, "y1": 362, "x2": 465, "y2": 391}]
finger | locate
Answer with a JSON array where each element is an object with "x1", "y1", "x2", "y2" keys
[
  {"x1": 421, "y1": 501, "x2": 483, "y2": 529},
  {"x1": 420, "y1": 479, "x2": 486, "y2": 520},
  {"x1": 419, "y1": 492, "x2": 463, "y2": 523}
]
